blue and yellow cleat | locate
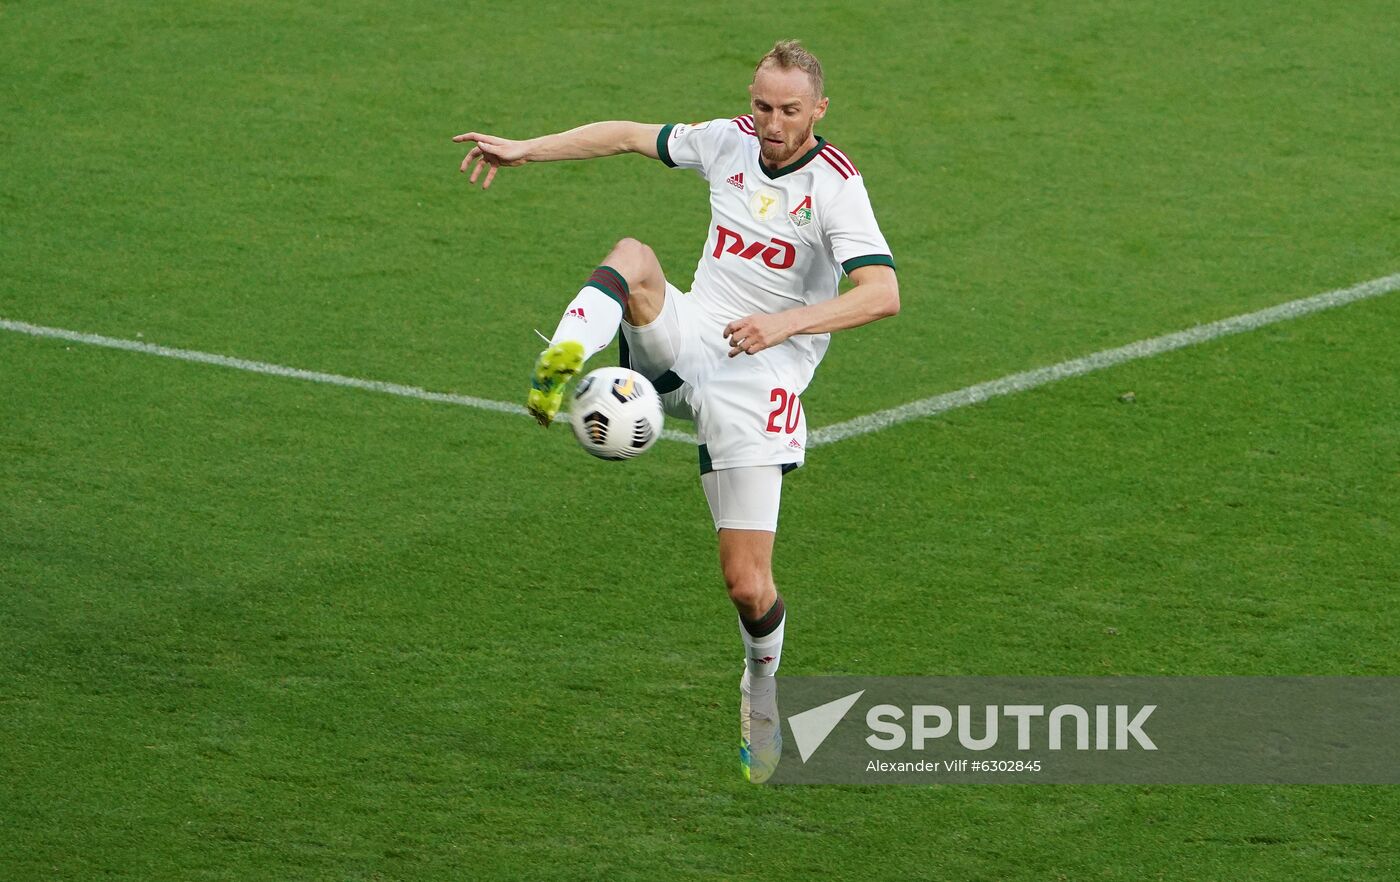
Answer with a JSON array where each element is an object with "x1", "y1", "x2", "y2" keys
[
  {"x1": 740, "y1": 673, "x2": 782, "y2": 783},
  {"x1": 526, "y1": 340, "x2": 585, "y2": 428},
  {"x1": 740, "y1": 736, "x2": 783, "y2": 784}
]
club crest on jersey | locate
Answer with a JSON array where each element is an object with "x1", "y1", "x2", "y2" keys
[
  {"x1": 748, "y1": 186, "x2": 784, "y2": 223},
  {"x1": 789, "y1": 195, "x2": 814, "y2": 227}
]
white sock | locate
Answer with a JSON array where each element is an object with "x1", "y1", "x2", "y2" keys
[
  {"x1": 741, "y1": 667, "x2": 777, "y2": 702},
  {"x1": 740, "y1": 608, "x2": 785, "y2": 676},
  {"x1": 549, "y1": 284, "x2": 624, "y2": 357}
]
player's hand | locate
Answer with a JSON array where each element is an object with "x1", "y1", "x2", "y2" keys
[
  {"x1": 453, "y1": 132, "x2": 531, "y2": 189},
  {"x1": 724, "y1": 313, "x2": 794, "y2": 358}
]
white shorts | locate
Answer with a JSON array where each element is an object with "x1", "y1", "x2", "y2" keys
[
  {"x1": 621, "y1": 283, "x2": 811, "y2": 475},
  {"x1": 701, "y1": 465, "x2": 783, "y2": 532}
]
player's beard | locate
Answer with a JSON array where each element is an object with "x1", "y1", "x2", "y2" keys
[{"x1": 761, "y1": 117, "x2": 817, "y2": 167}]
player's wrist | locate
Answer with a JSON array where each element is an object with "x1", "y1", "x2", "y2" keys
[
  {"x1": 786, "y1": 304, "x2": 822, "y2": 337},
  {"x1": 519, "y1": 137, "x2": 545, "y2": 162}
]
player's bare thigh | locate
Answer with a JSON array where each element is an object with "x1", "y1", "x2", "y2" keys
[{"x1": 601, "y1": 238, "x2": 666, "y2": 326}]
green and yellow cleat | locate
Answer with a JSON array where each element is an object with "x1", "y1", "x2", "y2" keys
[{"x1": 526, "y1": 340, "x2": 586, "y2": 427}]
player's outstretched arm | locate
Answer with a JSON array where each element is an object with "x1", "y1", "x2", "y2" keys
[
  {"x1": 453, "y1": 121, "x2": 663, "y2": 189},
  {"x1": 723, "y1": 265, "x2": 900, "y2": 358}
]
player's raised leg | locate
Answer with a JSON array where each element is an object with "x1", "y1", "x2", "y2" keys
[{"x1": 527, "y1": 238, "x2": 668, "y2": 426}]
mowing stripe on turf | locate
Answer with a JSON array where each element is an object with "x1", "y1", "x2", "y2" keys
[
  {"x1": 0, "y1": 318, "x2": 702, "y2": 444},
  {"x1": 807, "y1": 271, "x2": 1400, "y2": 447},
  {"x1": 4, "y1": 270, "x2": 1397, "y2": 449}
]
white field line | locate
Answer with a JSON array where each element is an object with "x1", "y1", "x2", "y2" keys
[
  {"x1": 0, "y1": 318, "x2": 702, "y2": 444},
  {"x1": 807, "y1": 271, "x2": 1400, "y2": 448},
  {"x1": 5, "y1": 270, "x2": 1397, "y2": 449}
]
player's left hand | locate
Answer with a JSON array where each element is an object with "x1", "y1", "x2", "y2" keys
[{"x1": 724, "y1": 313, "x2": 793, "y2": 358}]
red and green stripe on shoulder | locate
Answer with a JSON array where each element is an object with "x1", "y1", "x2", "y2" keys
[
  {"x1": 732, "y1": 116, "x2": 861, "y2": 179},
  {"x1": 817, "y1": 142, "x2": 859, "y2": 179}
]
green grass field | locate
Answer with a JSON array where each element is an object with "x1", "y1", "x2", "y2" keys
[{"x1": 3, "y1": 1, "x2": 1399, "y2": 878}]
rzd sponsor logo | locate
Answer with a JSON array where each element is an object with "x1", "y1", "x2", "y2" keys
[{"x1": 713, "y1": 225, "x2": 795, "y2": 269}]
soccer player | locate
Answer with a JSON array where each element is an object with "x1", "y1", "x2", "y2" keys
[{"x1": 455, "y1": 40, "x2": 898, "y2": 782}]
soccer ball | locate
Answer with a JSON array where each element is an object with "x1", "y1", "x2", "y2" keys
[{"x1": 568, "y1": 366, "x2": 664, "y2": 460}]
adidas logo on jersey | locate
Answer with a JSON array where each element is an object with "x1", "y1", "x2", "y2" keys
[{"x1": 726, "y1": 172, "x2": 744, "y2": 191}]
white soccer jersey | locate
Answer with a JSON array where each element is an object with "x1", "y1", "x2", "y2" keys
[{"x1": 657, "y1": 115, "x2": 894, "y2": 369}]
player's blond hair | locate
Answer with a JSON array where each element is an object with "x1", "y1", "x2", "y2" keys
[{"x1": 754, "y1": 40, "x2": 825, "y2": 100}]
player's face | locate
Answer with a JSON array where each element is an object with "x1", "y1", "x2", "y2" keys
[{"x1": 749, "y1": 65, "x2": 828, "y2": 168}]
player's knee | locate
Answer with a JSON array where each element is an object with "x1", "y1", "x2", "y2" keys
[
  {"x1": 722, "y1": 563, "x2": 772, "y2": 613},
  {"x1": 609, "y1": 238, "x2": 659, "y2": 277},
  {"x1": 609, "y1": 238, "x2": 665, "y2": 324}
]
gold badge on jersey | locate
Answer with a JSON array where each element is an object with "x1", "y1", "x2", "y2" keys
[{"x1": 748, "y1": 187, "x2": 784, "y2": 223}]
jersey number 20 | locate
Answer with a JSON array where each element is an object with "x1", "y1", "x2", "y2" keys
[{"x1": 765, "y1": 388, "x2": 803, "y2": 434}]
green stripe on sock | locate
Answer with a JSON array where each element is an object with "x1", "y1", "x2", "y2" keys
[
  {"x1": 594, "y1": 265, "x2": 630, "y2": 298},
  {"x1": 742, "y1": 594, "x2": 785, "y2": 638}
]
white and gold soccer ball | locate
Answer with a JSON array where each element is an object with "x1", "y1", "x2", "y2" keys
[{"x1": 568, "y1": 367, "x2": 664, "y2": 460}]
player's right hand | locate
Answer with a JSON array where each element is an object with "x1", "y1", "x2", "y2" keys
[{"x1": 453, "y1": 132, "x2": 530, "y2": 189}]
